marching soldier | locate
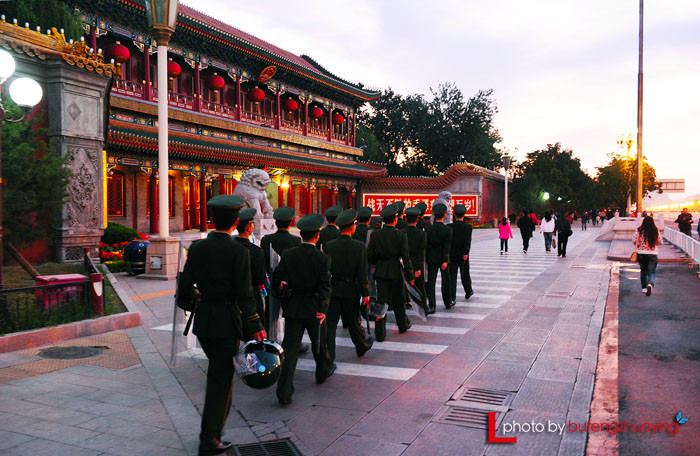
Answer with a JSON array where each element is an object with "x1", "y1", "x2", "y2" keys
[
  {"x1": 233, "y1": 208, "x2": 266, "y2": 322},
  {"x1": 261, "y1": 206, "x2": 301, "y2": 274},
  {"x1": 353, "y1": 206, "x2": 374, "y2": 244},
  {"x1": 317, "y1": 205, "x2": 342, "y2": 250},
  {"x1": 367, "y1": 203, "x2": 414, "y2": 341},
  {"x1": 273, "y1": 214, "x2": 334, "y2": 405},
  {"x1": 402, "y1": 206, "x2": 428, "y2": 313},
  {"x1": 395, "y1": 201, "x2": 408, "y2": 230},
  {"x1": 324, "y1": 209, "x2": 373, "y2": 363},
  {"x1": 416, "y1": 202, "x2": 430, "y2": 231},
  {"x1": 448, "y1": 204, "x2": 474, "y2": 303},
  {"x1": 426, "y1": 203, "x2": 453, "y2": 313},
  {"x1": 178, "y1": 195, "x2": 265, "y2": 455}
]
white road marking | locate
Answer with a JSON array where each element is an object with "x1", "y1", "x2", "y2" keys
[
  {"x1": 408, "y1": 311, "x2": 485, "y2": 320},
  {"x1": 303, "y1": 335, "x2": 447, "y2": 354},
  {"x1": 296, "y1": 358, "x2": 419, "y2": 381}
]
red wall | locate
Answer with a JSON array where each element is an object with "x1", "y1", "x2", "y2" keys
[{"x1": 481, "y1": 178, "x2": 505, "y2": 224}]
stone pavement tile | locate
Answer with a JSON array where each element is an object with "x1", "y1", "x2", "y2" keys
[
  {"x1": 528, "y1": 356, "x2": 580, "y2": 383},
  {"x1": 137, "y1": 428, "x2": 184, "y2": 449},
  {"x1": 221, "y1": 425, "x2": 258, "y2": 445},
  {"x1": 401, "y1": 422, "x2": 486, "y2": 456},
  {"x1": 472, "y1": 318, "x2": 517, "y2": 333},
  {"x1": 511, "y1": 378, "x2": 574, "y2": 414},
  {"x1": 4, "y1": 438, "x2": 103, "y2": 456},
  {"x1": 76, "y1": 415, "x2": 163, "y2": 438},
  {"x1": 556, "y1": 311, "x2": 593, "y2": 325},
  {"x1": 455, "y1": 330, "x2": 504, "y2": 349},
  {"x1": 78, "y1": 432, "x2": 185, "y2": 456},
  {"x1": 517, "y1": 315, "x2": 557, "y2": 329},
  {"x1": 501, "y1": 327, "x2": 550, "y2": 346},
  {"x1": 237, "y1": 391, "x2": 314, "y2": 423},
  {"x1": 311, "y1": 374, "x2": 403, "y2": 412},
  {"x1": 551, "y1": 323, "x2": 589, "y2": 339},
  {"x1": 319, "y1": 435, "x2": 407, "y2": 456},
  {"x1": 78, "y1": 389, "x2": 155, "y2": 407},
  {"x1": 539, "y1": 336, "x2": 585, "y2": 358},
  {"x1": 484, "y1": 308, "x2": 528, "y2": 321},
  {"x1": 23, "y1": 392, "x2": 101, "y2": 411},
  {"x1": 286, "y1": 405, "x2": 365, "y2": 454},
  {"x1": 484, "y1": 409, "x2": 567, "y2": 456},
  {"x1": 486, "y1": 342, "x2": 541, "y2": 365},
  {"x1": 12, "y1": 419, "x2": 100, "y2": 446},
  {"x1": 0, "y1": 398, "x2": 99, "y2": 425},
  {"x1": 0, "y1": 429, "x2": 35, "y2": 451},
  {"x1": 77, "y1": 401, "x2": 159, "y2": 422},
  {"x1": 0, "y1": 352, "x2": 38, "y2": 369},
  {"x1": 463, "y1": 360, "x2": 530, "y2": 392},
  {"x1": 527, "y1": 306, "x2": 562, "y2": 317}
]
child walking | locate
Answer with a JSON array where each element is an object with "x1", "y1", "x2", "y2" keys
[{"x1": 499, "y1": 217, "x2": 513, "y2": 255}]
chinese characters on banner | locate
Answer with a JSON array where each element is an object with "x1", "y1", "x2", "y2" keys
[{"x1": 362, "y1": 193, "x2": 479, "y2": 216}]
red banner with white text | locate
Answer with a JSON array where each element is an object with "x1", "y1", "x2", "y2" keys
[{"x1": 362, "y1": 193, "x2": 479, "y2": 216}]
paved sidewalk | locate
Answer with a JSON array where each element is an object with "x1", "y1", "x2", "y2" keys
[{"x1": 0, "y1": 227, "x2": 613, "y2": 455}]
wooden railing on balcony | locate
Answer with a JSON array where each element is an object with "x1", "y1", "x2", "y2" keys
[
  {"x1": 112, "y1": 79, "x2": 144, "y2": 98},
  {"x1": 241, "y1": 110, "x2": 275, "y2": 127},
  {"x1": 201, "y1": 100, "x2": 236, "y2": 119},
  {"x1": 280, "y1": 119, "x2": 303, "y2": 134}
]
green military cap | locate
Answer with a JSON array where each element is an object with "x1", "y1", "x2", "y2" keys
[
  {"x1": 297, "y1": 213, "x2": 325, "y2": 231},
  {"x1": 273, "y1": 205, "x2": 295, "y2": 221},
  {"x1": 380, "y1": 203, "x2": 398, "y2": 217},
  {"x1": 336, "y1": 209, "x2": 357, "y2": 227},
  {"x1": 395, "y1": 201, "x2": 406, "y2": 211},
  {"x1": 358, "y1": 206, "x2": 373, "y2": 218},
  {"x1": 405, "y1": 207, "x2": 421, "y2": 216},
  {"x1": 453, "y1": 204, "x2": 467, "y2": 216},
  {"x1": 324, "y1": 205, "x2": 343, "y2": 217},
  {"x1": 238, "y1": 208, "x2": 257, "y2": 222},
  {"x1": 433, "y1": 203, "x2": 448, "y2": 217},
  {"x1": 416, "y1": 202, "x2": 427, "y2": 214},
  {"x1": 207, "y1": 194, "x2": 246, "y2": 209}
]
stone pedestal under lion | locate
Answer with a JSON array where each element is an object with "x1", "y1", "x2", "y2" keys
[{"x1": 233, "y1": 168, "x2": 276, "y2": 238}]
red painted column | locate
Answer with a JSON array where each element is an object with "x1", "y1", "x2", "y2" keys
[
  {"x1": 143, "y1": 46, "x2": 151, "y2": 101},
  {"x1": 189, "y1": 175, "x2": 197, "y2": 229},
  {"x1": 351, "y1": 114, "x2": 356, "y2": 147},
  {"x1": 218, "y1": 175, "x2": 226, "y2": 195},
  {"x1": 278, "y1": 185, "x2": 284, "y2": 208},
  {"x1": 199, "y1": 174, "x2": 207, "y2": 232},
  {"x1": 235, "y1": 76, "x2": 242, "y2": 121},
  {"x1": 327, "y1": 109, "x2": 332, "y2": 142},
  {"x1": 287, "y1": 184, "x2": 294, "y2": 211},
  {"x1": 194, "y1": 62, "x2": 201, "y2": 112},
  {"x1": 345, "y1": 112, "x2": 350, "y2": 145},
  {"x1": 275, "y1": 90, "x2": 281, "y2": 130},
  {"x1": 303, "y1": 100, "x2": 308, "y2": 136},
  {"x1": 348, "y1": 188, "x2": 353, "y2": 208},
  {"x1": 149, "y1": 170, "x2": 158, "y2": 234},
  {"x1": 132, "y1": 173, "x2": 138, "y2": 230}
]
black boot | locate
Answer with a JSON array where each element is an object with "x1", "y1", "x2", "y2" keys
[{"x1": 375, "y1": 317, "x2": 387, "y2": 342}]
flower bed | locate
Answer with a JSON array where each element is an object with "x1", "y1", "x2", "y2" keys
[{"x1": 99, "y1": 223, "x2": 149, "y2": 272}]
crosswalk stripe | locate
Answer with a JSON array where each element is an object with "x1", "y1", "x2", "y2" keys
[
  {"x1": 296, "y1": 358, "x2": 419, "y2": 381},
  {"x1": 302, "y1": 335, "x2": 447, "y2": 354},
  {"x1": 385, "y1": 323, "x2": 468, "y2": 334},
  {"x1": 407, "y1": 310, "x2": 485, "y2": 320},
  {"x1": 457, "y1": 302, "x2": 502, "y2": 309}
]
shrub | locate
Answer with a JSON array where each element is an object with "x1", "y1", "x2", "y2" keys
[{"x1": 101, "y1": 223, "x2": 140, "y2": 245}]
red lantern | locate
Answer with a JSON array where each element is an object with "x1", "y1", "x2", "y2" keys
[
  {"x1": 284, "y1": 98, "x2": 299, "y2": 111},
  {"x1": 106, "y1": 41, "x2": 130, "y2": 63},
  {"x1": 249, "y1": 87, "x2": 265, "y2": 102},
  {"x1": 333, "y1": 113, "x2": 345, "y2": 125},
  {"x1": 206, "y1": 73, "x2": 225, "y2": 90},
  {"x1": 309, "y1": 107, "x2": 324, "y2": 119},
  {"x1": 167, "y1": 60, "x2": 181, "y2": 77}
]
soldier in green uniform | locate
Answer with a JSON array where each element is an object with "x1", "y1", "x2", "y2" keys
[
  {"x1": 353, "y1": 206, "x2": 373, "y2": 244},
  {"x1": 367, "y1": 203, "x2": 414, "y2": 341},
  {"x1": 395, "y1": 201, "x2": 408, "y2": 230},
  {"x1": 448, "y1": 204, "x2": 474, "y2": 302},
  {"x1": 324, "y1": 209, "x2": 373, "y2": 362},
  {"x1": 178, "y1": 195, "x2": 266, "y2": 455},
  {"x1": 402, "y1": 206, "x2": 428, "y2": 313},
  {"x1": 233, "y1": 208, "x2": 266, "y2": 322},
  {"x1": 317, "y1": 204, "x2": 342, "y2": 250},
  {"x1": 426, "y1": 203, "x2": 453, "y2": 313},
  {"x1": 416, "y1": 202, "x2": 430, "y2": 231},
  {"x1": 261, "y1": 206, "x2": 301, "y2": 273},
  {"x1": 272, "y1": 214, "x2": 334, "y2": 405}
]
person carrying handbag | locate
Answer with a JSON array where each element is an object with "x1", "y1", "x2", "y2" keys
[{"x1": 632, "y1": 216, "x2": 662, "y2": 296}]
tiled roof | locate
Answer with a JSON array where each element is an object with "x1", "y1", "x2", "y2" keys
[{"x1": 363, "y1": 163, "x2": 505, "y2": 189}]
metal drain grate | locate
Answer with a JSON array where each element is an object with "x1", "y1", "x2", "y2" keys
[
  {"x1": 433, "y1": 405, "x2": 496, "y2": 429},
  {"x1": 38, "y1": 346, "x2": 108, "y2": 359},
  {"x1": 232, "y1": 438, "x2": 302, "y2": 456},
  {"x1": 449, "y1": 387, "x2": 513, "y2": 411}
]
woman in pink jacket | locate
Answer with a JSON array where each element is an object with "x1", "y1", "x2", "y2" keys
[{"x1": 499, "y1": 217, "x2": 514, "y2": 255}]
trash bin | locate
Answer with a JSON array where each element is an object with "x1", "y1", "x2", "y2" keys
[
  {"x1": 124, "y1": 240, "x2": 150, "y2": 275},
  {"x1": 35, "y1": 274, "x2": 88, "y2": 309}
]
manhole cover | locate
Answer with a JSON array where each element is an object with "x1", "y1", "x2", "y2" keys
[
  {"x1": 449, "y1": 387, "x2": 514, "y2": 411},
  {"x1": 38, "y1": 346, "x2": 108, "y2": 359},
  {"x1": 433, "y1": 405, "x2": 498, "y2": 429}
]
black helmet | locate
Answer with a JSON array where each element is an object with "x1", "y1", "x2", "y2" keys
[{"x1": 234, "y1": 340, "x2": 284, "y2": 389}]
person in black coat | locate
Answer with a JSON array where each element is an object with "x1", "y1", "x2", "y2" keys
[
  {"x1": 317, "y1": 205, "x2": 342, "y2": 250},
  {"x1": 555, "y1": 212, "x2": 572, "y2": 258},
  {"x1": 272, "y1": 214, "x2": 334, "y2": 405},
  {"x1": 233, "y1": 209, "x2": 266, "y2": 325},
  {"x1": 260, "y1": 206, "x2": 301, "y2": 274},
  {"x1": 353, "y1": 206, "x2": 374, "y2": 244},
  {"x1": 426, "y1": 204, "x2": 453, "y2": 312},
  {"x1": 448, "y1": 204, "x2": 473, "y2": 302},
  {"x1": 416, "y1": 202, "x2": 430, "y2": 231},
  {"x1": 517, "y1": 210, "x2": 536, "y2": 253},
  {"x1": 402, "y1": 207, "x2": 428, "y2": 312},
  {"x1": 178, "y1": 195, "x2": 266, "y2": 455},
  {"x1": 395, "y1": 201, "x2": 408, "y2": 230}
]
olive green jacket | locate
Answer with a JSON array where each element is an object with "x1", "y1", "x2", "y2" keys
[{"x1": 324, "y1": 234, "x2": 370, "y2": 299}]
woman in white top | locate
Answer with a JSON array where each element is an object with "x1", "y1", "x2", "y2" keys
[
  {"x1": 632, "y1": 216, "x2": 662, "y2": 296},
  {"x1": 539, "y1": 211, "x2": 556, "y2": 252}
]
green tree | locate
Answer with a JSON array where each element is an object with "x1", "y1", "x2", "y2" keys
[
  {"x1": 594, "y1": 154, "x2": 661, "y2": 211},
  {"x1": 0, "y1": 0, "x2": 83, "y2": 41},
  {"x1": 2, "y1": 99, "x2": 71, "y2": 248}
]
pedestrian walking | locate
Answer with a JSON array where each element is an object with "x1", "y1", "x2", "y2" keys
[
  {"x1": 353, "y1": 206, "x2": 373, "y2": 244},
  {"x1": 324, "y1": 209, "x2": 374, "y2": 363},
  {"x1": 555, "y1": 211, "x2": 573, "y2": 258},
  {"x1": 498, "y1": 217, "x2": 513, "y2": 254},
  {"x1": 273, "y1": 213, "x2": 334, "y2": 405},
  {"x1": 448, "y1": 204, "x2": 473, "y2": 302},
  {"x1": 674, "y1": 208, "x2": 693, "y2": 237},
  {"x1": 540, "y1": 211, "x2": 556, "y2": 252},
  {"x1": 403, "y1": 207, "x2": 428, "y2": 312},
  {"x1": 528, "y1": 209, "x2": 539, "y2": 226},
  {"x1": 581, "y1": 211, "x2": 588, "y2": 230},
  {"x1": 517, "y1": 210, "x2": 535, "y2": 253},
  {"x1": 177, "y1": 195, "x2": 266, "y2": 455},
  {"x1": 632, "y1": 216, "x2": 662, "y2": 296},
  {"x1": 233, "y1": 209, "x2": 266, "y2": 325},
  {"x1": 367, "y1": 204, "x2": 415, "y2": 340},
  {"x1": 425, "y1": 204, "x2": 453, "y2": 312},
  {"x1": 317, "y1": 205, "x2": 342, "y2": 250}
]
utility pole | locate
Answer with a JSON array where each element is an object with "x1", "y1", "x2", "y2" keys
[{"x1": 636, "y1": 0, "x2": 644, "y2": 215}]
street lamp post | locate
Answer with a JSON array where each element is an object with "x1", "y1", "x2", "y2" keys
[
  {"x1": 636, "y1": 0, "x2": 644, "y2": 215},
  {"x1": 0, "y1": 49, "x2": 43, "y2": 287},
  {"x1": 502, "y1": 150, "x2": 511, "y2": 219}
]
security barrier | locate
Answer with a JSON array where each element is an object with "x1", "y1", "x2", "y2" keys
[{"x1": 663, "y1": 228, "x2": 700, "y2": 272}]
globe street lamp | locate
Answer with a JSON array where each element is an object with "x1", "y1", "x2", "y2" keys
[
  {"x1": 502, "y1": 150, "x2": 511, "y2": 219},
  {"x1": 145, "y1": 0, "x2": 178, "y2": 238},
  {"x1": 0, "y1": 49, "x2": 43, "y2": 287}
]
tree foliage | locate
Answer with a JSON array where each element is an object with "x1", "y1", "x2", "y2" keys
[
  {"x1": 0, "y1": 0, "x2": 83, "y2": 40},
  {"x1": 358, "y1": 84, "x2": 501, "y2": 175},
  {"x1": 594, "y1": 154, "x2": 661, "y2": 210},
  {"x1": 2, "y1": 100, "x2": 71, "y2": 247}
]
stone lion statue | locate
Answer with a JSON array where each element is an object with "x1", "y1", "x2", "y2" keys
[
  {"x1": 431, "y1": 190, "x2": 453, "y2": 224},
  {"x1": 233, "y1": 168, "x2": 273, "y2": 218}
]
